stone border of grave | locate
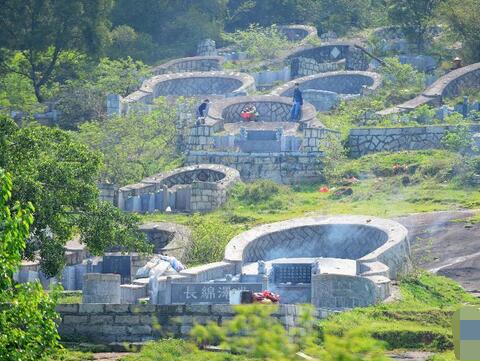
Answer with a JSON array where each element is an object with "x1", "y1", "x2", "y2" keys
[
  {"x1": 348, "y1": 124, "x2": 480, "y2": 157},
  {"x1": 224, "y1": 215, "x2": 410, "y2": 280},
  {"x1": 285, "y1": 42, "x2": 371, "y2": 73},
  {"x1": 272, "y1": 70, "x2": 382, "y2": 97},
  {"x1": 378, "y1": 62, "x2": 480, "y2": 116},
  {"x1": 151, "y1": 56, "x2": 224, "y2": 75},
  {"x1": 139, "y1": 222, "x2": 192, "y2": 263},
  {"x1": 118, "y1": 71, "x2": 256, "y2": 114},
  {"x1": 205, "y1": 95, "x2": 318, "y2": 126},
  {"x1": 278, "y1": 25, "x2": 318, "y2": 45},
  {"x1": 118, "y1": 164, "x2": 241, "y2": 213}
]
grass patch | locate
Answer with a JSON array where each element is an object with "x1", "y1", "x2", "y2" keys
[
  {"x1": 48, "y1": 350, "x2": 93, "y2": 361},
  {"x1": 57, "y1": 292, "x2": 82, "y2": 304},
  {"x1": 122, "y1": 339, "x2": 252, "y2": 361},
  {"x1": 320, "y1": 271, "x2": 480, "y2": 352},
  {"x1": 142, "y1": 151, "x2": 480, "y2": 266}
]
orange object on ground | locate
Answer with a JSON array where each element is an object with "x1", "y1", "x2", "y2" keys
[{"x1": 319, "y1": 186, "x2": 329, "y2": 193}]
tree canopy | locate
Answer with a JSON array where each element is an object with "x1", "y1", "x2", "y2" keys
[
  {"x1": 0, "y1": 116, "x2": 151, "y2": 276},
  {"x1": 0, "y1": 0, "x2": 113, "y2": 102}
]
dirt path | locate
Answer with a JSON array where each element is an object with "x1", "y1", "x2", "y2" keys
[
  {"x1": 93, "y1": 353, "x2": 131, "y2": 361},
  {"x1": 395, "y1": 210, "x2": 480, "y2": 292}
]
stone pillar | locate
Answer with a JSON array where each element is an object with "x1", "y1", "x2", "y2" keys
[
  {"x1": 196, "y1": 39, "x2": 217, "y2": 56},
  {"x1": 106, "y1": 94, "x2": 122, "y2": 116},
  {"x1": 82, "y1": 273, "x2": 121, "y2": 304}
]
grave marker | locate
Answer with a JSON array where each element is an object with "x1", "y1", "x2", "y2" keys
[{"x1": 170, "y1": 282, "x2": 263, "y2": 304}]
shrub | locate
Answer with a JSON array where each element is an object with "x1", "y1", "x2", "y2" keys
[
  {"x1": 237, "y1": 180, "x2": 285, "y2": 204},
  {"x1": 185, "y1": 214, "x2": 241, "y2": 266},
  {"x1": 441, "y1": 124, "x2": 475, "y2": 154},
  {"x1": 221, "y1": 24, "x2": 291, "y2": 60}
]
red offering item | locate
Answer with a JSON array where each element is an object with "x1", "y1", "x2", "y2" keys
[
  {"x1": 253, "y1": 290, "x2": 280, "y2": 304},
  {"x1": 319, "y1": 186, "x2": 329, "y2": 193},
  {"x1": 241, "y1": 112, "x2": 250, "y2": 119}
]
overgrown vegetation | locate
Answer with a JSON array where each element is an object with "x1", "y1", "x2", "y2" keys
[
  {"x1": 221, "y1": 24, "x2": 292, "y2": 60},
  {"x1": 321, "y1": 270, "x2": 479, "y2": 352},
  {"x1": 75, "y1": 98, "x2": 184, "y2": 185}
]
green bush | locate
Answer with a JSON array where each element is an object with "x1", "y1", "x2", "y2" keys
[
  {"x1": 221, "y1": 24, "x2": 291, "y2": 60},
  {"x1": 185, "y1": 214, "x2": 242, "y2": 266},
  {"x1": 236, "y1": 180, "x2": 285, "y2": 204}
]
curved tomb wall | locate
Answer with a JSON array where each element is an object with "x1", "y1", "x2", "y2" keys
[
  {"x1": 278, "y1": 73, "x2": 378, "y2": 96},
  {"x1": 206, "y1": 95, "x2": 317, "y2": 125},
  {"x1": 153, "y1": 77, "x2": 243, "y2": 97},
  {"x1": 118, "y1": 165, "x2": 241, "y2": 213},
  {"x1": 224, "y1": 216, "x2": 410, "y2": 280},
  {"x1": 152, "y1": 56, "x2": 223, "y2": 75},
  {"x1": 242, "y1": 224, "x2": 388, "y2": 262}
]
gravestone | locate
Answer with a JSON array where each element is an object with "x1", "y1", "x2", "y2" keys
[
  {"x1": 272, "y1": 263, "x2": 312, "y2": 284},
  {"x1": 102, "y1": 255, "x2": 131, "y2": 283},
  {"x1": 171, "y1": 282, "x2": 263, "y2": 304}
]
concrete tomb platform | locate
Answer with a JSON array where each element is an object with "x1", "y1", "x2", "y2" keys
[{"x1": 242, "y1": 257, "x2": 357, "y2": 277}]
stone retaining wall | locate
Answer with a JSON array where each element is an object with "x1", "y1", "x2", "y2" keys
[
  {"x1": 56, "y1": 303, "x2": 332, "y2": 344},
  {"x1": 348, "y1": 124, "x2": 480, "y2": 157},
  {"x1": 186, "y1": 151, "x2": 324, "y2": 184}
]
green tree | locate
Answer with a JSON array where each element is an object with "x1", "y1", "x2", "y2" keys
[
  {"x1": 76, "y1": 98, "x2": 184, "y2": 185},
  {"x1": 221, "y1": 24, "x2": 291, "y2": 60},
  {"x1": 55, "y1": 57, "x2": 150, "y2": 129},
  {"x1": 106, "y1": 25, "x2": 160, "y2": 64},
  {"x1": 111, "y1": 0, "x2": 227, "y2": 58},
  {"x1": 0, "y1": 116, "x2": 151, "y2": 276},
  {"x1": 440, "y1": 0, "x2": 480, "y2": 62},
  {"x1": 0, "y1": 0, "x2": 113, "y2": 102},
  {"x1": 387, "y1": 0, "x2": 443, "y2": 51},
  {"x1": 0, "y1": 170, "x2": 61, "y2": 361},
  {"x1": 225, "y1": 0, "x2": 320, "y2": 31}
]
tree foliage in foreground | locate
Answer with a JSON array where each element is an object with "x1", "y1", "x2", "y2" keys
[
  {"x1": 0, "y1": 116, "x2": 151, "y2": 276},
  {"x1": 0, "y1": 170, "x2": 60, "y2": 361},
  {"x1": 190, "y1": 305, "x2": 388, "y2": 361}
]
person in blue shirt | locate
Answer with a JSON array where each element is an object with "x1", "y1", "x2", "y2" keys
[
  {"x1": 198, "y1": 99, "x2": 210, "y2": 117},
  {"x1": 196, "y1": 99, "x2": 210, "y2": 125},
  {"x1": 290, "y1": 83, "x2": 303, "y2": 121}
]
